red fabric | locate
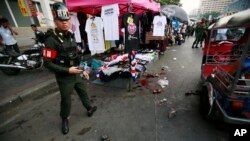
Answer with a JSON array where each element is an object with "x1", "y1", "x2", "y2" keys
[
  {"x1": 43, "y1": 48, "x2": 57, "y2": 59},
  {"x1": 66, "y1": 0, "x2": 160, "y2": 15}
]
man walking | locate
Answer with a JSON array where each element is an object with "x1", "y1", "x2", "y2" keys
[{"x1": 43, "y1": 2, "x2": 97, "y2": 135}]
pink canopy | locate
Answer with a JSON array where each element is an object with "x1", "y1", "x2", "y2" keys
[{"x1": 66, "y1": 0, "x2": 160, "y2": 15}]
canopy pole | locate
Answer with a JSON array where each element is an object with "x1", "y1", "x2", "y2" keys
[{"x1": 129, "y1": 3, "x2": 133, "y2": 12}]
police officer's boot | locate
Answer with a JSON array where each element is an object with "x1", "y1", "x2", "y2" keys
[
  {"x1": 87, "y1": 106, "x2": 97, "y2": 117},
  {"x1": 62, "y1": 118, "x2": 69, "y2": 134}
]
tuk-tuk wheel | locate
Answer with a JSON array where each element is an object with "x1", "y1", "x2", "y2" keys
[{"x1": 199, "y1": 85, "x2": 214, "y2": 118}]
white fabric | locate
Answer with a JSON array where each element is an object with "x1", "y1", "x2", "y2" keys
[
  {"x1": 0, "y1": 26, "x2": 17, "y2": 45},
  {"x1": 153, "y1": 16, "x2": 167, "y2": 37},
  {"x1": 85, "y1": 17, "x2": 105, "y2": 56},
  {"x1": 111, "y1": 40, "x2": 116, "y2": 48},
  {"x1": 70, "y1": 13, "x2": 81, "y2": 43},
  {"x1": 101, "y1": 3, "x2": 119, "y2": 40}
]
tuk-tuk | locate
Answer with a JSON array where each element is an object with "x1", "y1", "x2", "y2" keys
[{"x1": 200, "y1": 9, "x2": 250, "y2": 124}]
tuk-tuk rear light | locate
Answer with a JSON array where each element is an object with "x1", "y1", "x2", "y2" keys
[{"x1": 231, "y1": 101, "x2": 244, "y2": 110}]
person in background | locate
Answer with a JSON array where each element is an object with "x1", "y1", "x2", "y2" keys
[
  {"x1": 180, "y1": 22, "x2": 187, "y2": 42},
  {"x1": 30, "y1": 24, "x2": 45, "y2": 43},
  {"x1": 172, "y1": 18, "x2": 179, "y2": 36},
  {"x1": 192, "y1": 20, "x2": 206, "y2": 48},
  {"x1": 43, "y1": 2, "x2": 97, "y2": 135},
  {"x1": 0, "y1": 17, "x2": 20, "y2": 53}
]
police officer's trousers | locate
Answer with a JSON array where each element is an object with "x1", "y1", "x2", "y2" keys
[{"x1": 57, "y1": 79, "x2": 91, "y2": 119}]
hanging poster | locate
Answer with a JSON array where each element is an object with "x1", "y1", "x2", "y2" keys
[{"x1": 18, "y1": 0, "x2": 29, "y2": 16}]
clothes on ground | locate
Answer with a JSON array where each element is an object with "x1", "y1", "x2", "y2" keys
[
  {"x1": 122, "y1": 12, "x2": 140, "y2": 53},
  {"x1": 153, "y1": 15, "x2": 167, "y2": 37},
  {"x1": 85, "y1": 17, "x2": 105, "y2": 55},
  {"x1": 101, "y1": 3, "x2": 120, "y2": 40},
  {"x1": 96, "y1": 50, "x2": 158, "y2": 82}
]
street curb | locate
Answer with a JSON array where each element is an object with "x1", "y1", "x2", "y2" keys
[{"x1": 0, "y1": 79, "x2": 57, "y2": 109}]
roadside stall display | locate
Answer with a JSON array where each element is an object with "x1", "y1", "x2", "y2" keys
[
  {"x1": 101, "y1": 4, "x2": 120, "y2": 41},
  {"x1": 122, "y1": 12, "x2": 140, "y2": 53},
  {"x1": 66, "y1": 0, "x2": 161, "y2": 89},
  {"x1": 85, "y1": 16, "x2": 106, "y2": 55},
  {"x1": 153, "y1": 14, "x2": 167, "y2": 37}
]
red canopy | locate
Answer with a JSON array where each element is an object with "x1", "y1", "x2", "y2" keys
[{"x1": 66, "y1": 0, "x2": 160, "y2": 15}]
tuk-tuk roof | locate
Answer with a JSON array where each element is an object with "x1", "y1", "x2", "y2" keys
[{"x1": 209, "y1": 9, "x2": 250, "y2": 29}]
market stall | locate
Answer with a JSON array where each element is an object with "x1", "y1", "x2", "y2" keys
[{"x1": 66, "y1": 0, "x2": 161, "y2": 90}]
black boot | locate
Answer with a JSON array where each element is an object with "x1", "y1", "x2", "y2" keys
[
  {"x1": 87, "y1": 106, "x2": 97, "y2": 117},
  {"x1": 62, "y1": 118, "x2": 69, "y2": 134}
]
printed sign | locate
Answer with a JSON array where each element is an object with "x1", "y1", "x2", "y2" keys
[
  {"x1": 18, "y1": 0, "x2": 29, "y2": 16},
  {"x1": 26, "y1": 0, "x2": 37, "y2": 17}
]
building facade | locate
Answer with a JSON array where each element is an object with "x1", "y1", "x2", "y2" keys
[
  {"x1": 224, "y1": 0, "x2": 250, "y2": 14},
  {"x1": 0, "y1": 0, "x2": 61, "y2": 27},
  {"x1": 200, "y1": 0, "x2": 233, "y2": 14}
]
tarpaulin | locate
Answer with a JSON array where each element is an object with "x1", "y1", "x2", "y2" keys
[{"x1": 66, "y1": 0, "x2": 160, "y2": 15}]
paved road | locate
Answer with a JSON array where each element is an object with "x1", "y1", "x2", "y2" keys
[
  {"x1": 0, "y1": 37, "x2": 230, "y2": 141},
  {"x1": 0, "y1": 67, "x2": 54, "y2": 102}
]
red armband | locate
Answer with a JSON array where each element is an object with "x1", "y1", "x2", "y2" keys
[{"x1": 43, "y1": 48, "x2": 57, "y2": 59}]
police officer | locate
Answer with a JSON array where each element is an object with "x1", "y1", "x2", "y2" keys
[{"x1": 43, "y1": 2, "x2": 97, "y2": 135}]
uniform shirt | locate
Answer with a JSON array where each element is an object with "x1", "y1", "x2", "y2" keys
[
  {"x1": 44, "y1": 29, "x2": 77, "y2": 75},
  {"x1": 153, "y1": 15, "x2": 167, "y2": 36},
  {"x1": 0, "y1": 26, "x2": 17, "y2": 45},
  {"x1": 85, "y1": 17, "x2": 105, "y2": 56},
  {"x1": 101, "y1": 3, "x2": 119, "y2": 40},
  {"x1": 122, "y1": 12, "x2": 140, "y2": 53}
]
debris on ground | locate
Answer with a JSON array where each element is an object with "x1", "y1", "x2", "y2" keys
[
  {"x1": 185, "y1": 90, "x2": 200, "y2": 96},
  {"x1": 173, "y1": 58, "x2": 177, "y2": 61},
  {"x1": 168, "y1": 108, "x2": 177, "y2": 119},
  {"x1": 153, "y1": 89, "x2": 162, "y2": 94},
  {"x1": 171, "y1": 49, "x2": 177, "y2": 52},
  {"x1": 142, "y1": 73, "x2": 159, "y2": 78},
  {"x1": 101, "y1": 135, "x2": 110, "y2": 141},
  {"x1": 157, "y1": 98, "x2": 167, "y2": 105},
  {"x1": 77, "y1": 127, "x2": 91, "y2": 135},
  {"x1": 161, "y1": 65, "x2": 169, "y2": 71},
  {"x1": 158, "y1": 79, "x2": 169, "y2": 88},
  {"x1": 181, "y1": 66, "x2": 185, "y2": 68}
]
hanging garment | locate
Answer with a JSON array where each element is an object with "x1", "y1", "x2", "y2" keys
[
  {"x1": 85, "y1": 17, "x2": 105, "y2": 55},
  {"x1": 70, "y1": 13, "x2": 81, "y2": 43},
  {"x1": 101, "y1": 3, "x2": 120, "y2": 40},
  {"x1": 122, "y1": 12, "x2": 140, "y2": 53},
  {"x1": 153, "y1": 15, "x2": 167, "y2": 37}
]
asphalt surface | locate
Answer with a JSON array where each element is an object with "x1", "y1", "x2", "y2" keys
[{"x1": 0, "y1": 37, "x2": 230, "y2": 141}]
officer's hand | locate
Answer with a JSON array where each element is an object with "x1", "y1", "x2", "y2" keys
[
  {"x1": 69, "y1": 66, "x2": 83, "y2": 74},
  {"x1": 82, "y1": 71, "x2": 89, "y2": 80}
]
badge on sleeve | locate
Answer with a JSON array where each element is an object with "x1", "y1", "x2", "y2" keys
[{"x1": 43, "y1": 48, "x2": 57, "y2": 59}]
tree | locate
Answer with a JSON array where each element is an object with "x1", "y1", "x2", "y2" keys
[
  {"x1": 199, "y1": 11, "x2": 220, "y2": 20},
  {"x1": 155, "y1": 0, "x2": 182, "y2": 6}
]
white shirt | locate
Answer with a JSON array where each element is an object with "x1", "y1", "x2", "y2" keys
[
  {"x1": 0, "y1": 26, "x2": 17, "y2": 45},
  {"x1": 101, "y1": 3, "x2": 119, "y2": 40},
  {"x1": 70, "y1": 13, "x2": 81, "y2": 43},
  {"x1": 85, "y1": 17, "x2": 105, "y2": 56},
  {"x1": 153, "y1": 16, "x2": 167, "y2": 37}
]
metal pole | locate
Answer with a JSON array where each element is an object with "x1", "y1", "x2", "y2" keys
[
  {"x1": 5, "y1": 0, "x2": 18, "y2": 27},
  {"x1": 35, "y1": 2, "x2": 40, "y2": 12}
]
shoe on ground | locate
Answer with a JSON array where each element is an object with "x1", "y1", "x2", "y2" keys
[
  {"x1": 87, "y1": 106, "x2": 97, "y2": 117},
  {"x1": 62, "y1": 119, "x2": 69, "y2": 134}
]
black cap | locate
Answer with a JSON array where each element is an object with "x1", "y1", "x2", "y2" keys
[{"x1": 52, "y1": 2, "x2": 70, "y2": 20}]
